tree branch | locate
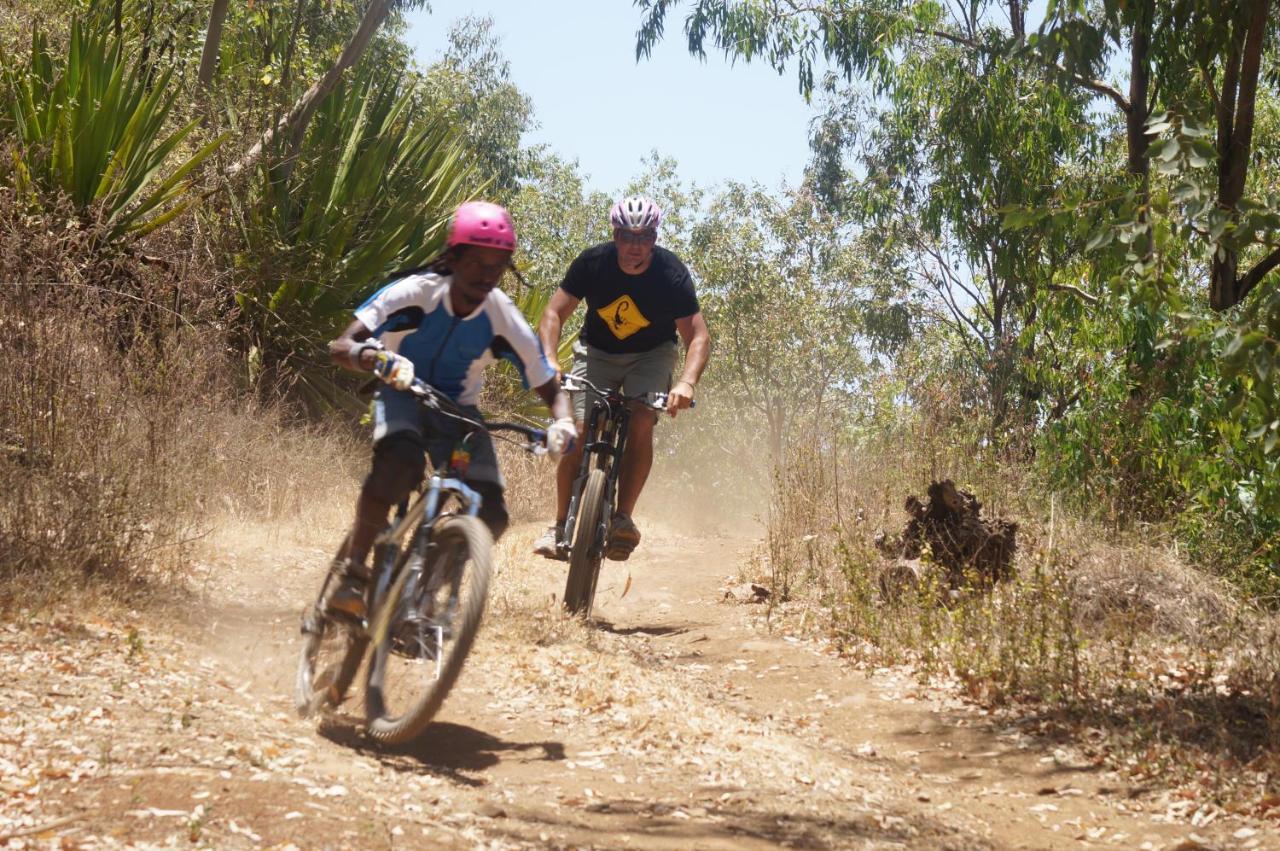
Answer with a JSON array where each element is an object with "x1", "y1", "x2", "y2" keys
[
  {"x1": 227, "y1": 0, "x2": 396, "y2": 178},
  {"x1": 1236, "y1": 245, "x2": 1280, "y2": 303},
  {"x1": 1046, "y1": 282, "x2": 1100, "y2": 305},
  {"x1": 923, "y1": 27, "x2": 1132, "y2": 113}
]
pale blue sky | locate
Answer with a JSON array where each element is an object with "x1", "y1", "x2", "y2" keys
[{"x1": 403, "y1": 1, "x2": 821, "y2": 196}]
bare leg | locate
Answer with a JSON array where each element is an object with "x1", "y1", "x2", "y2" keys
[
  {"x1": 345, "y1": 492, "x2": 391, "y2": 569},
  {"x1": 616, "y1": 405, "x2": 656, "y2": 517}
]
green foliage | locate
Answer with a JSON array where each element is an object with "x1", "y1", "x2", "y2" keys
[
  {"x1": 420, "y1": 16, "x2": 535, "y2": 195},
  {"x1": 692, "y1": 182, "x2": 889, "y2": 454},
  {"x1": 635, "y1": 0, "x2": 946, "y2": 98},
  {"x1": 233, "y1": 64, "x2": 479, "y2": 398},
  {"x1": 0, "y1": 20, "x2": 223, "y2": 240}
]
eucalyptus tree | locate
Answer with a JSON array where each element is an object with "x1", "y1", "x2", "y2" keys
[
  {"x1": 635, "y1": 1, "x2": 1092, "y2": 435},
  {"x1": 634, "y1": 0, "x2": 1280, "y2": 309},
  {"x1": 419, "y1": 16, "x2": 535, "y2": 195},
  {"x1": 1038, "y1": 0, "x2": 1280, "y2": 310},
  {"x1": 692, "y1": 182, "x2": 887, "y2": 456}
]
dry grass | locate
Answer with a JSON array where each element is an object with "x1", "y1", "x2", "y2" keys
[
  {"x1": 757, "y1": 408, "x2": 1280, "y2": 809},
  {"x1": 0, "y1": 215, "x2": 365, "y2": 612}
]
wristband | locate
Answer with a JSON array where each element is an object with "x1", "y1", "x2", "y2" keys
[{"x1": 350, "y1": 340, "x2": 383, "y2": 371}]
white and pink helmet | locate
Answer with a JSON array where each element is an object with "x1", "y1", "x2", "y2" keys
[
  {"x1": 447, "y1": 201, "x2": 516, "y2": 252},
  {"x1": 609, "y1": 196, "x2": 662, "y2": 231}
]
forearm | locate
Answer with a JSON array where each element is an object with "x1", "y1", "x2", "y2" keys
[
  {"x1": 328, "y1": 321, "x2": 376, "y2": 372},
  {"x1": 535, "y1": 381, "x2": 573, "y2": 421},
  {"x1": 538, "y1": 310, "x2": 563, "y2": 371},
  {"x1": 677, "y1": 333, "x2": 710, "y2": 387}
]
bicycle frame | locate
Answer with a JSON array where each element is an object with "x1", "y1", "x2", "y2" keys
[
  {"x1": 361, "y1": 380, "x2": 544, "y2": 632},
  {"x1": 367, "y1": 473, "x2": 481, "y2": 641}
]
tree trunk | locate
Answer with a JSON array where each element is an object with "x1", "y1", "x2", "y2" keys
[
  {"x1": 1008, "y1": 0, "x2": 1025, "y2": 42},
  {"x1": 1125, "y1": 0, "x2": 1152, "y2": 178},
  {"x1": 227, "y1": 0, "x2": 397, "y2": 178},
  {"x1": 198, "y1": 0, "x2": 231, "y2": 89},
  {"x1": 1210, "y1": 0, "x2": 1272, "y2": 310}
]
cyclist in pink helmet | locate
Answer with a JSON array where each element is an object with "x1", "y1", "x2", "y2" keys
[
  {"x1": 448, "y1": 200, "x2": 517, "y2": 251},
  {"x1": 322, "y1": 200, "x2": 575, "y2": 618},
  {"x1": 534, "y1": 195, "x2": 712, "y2": 562}
]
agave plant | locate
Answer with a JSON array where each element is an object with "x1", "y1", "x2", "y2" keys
[
  {"x1": 234, "y1": 65, "x2": 480, "y2": 406},
  {"x1": 480, "y1": 271, "x2": 579, "y2": 413},
  {"x1": 0, "y1": 21, "x2": 224, "y2": 241}
]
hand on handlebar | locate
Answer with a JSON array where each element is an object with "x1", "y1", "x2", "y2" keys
[
  {"x1": 665, "y1": 380, "x2": 695, "y2": 417},
  {"x1": 546, "y1": 417, "x2": 577, "y2": 458},
  {"x1": 373, "y1": 350, "x2": 415, "y2": 391}
]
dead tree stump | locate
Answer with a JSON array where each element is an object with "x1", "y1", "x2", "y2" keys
[{"x1": 877, "y1": 480, "x2": 1017, "y2": 601}]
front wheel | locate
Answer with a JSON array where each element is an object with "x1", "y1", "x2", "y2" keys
[
  {"x1": 363, "y1": 515, "x2": 493, "y2": 745},
  {"x1": 563, "y1": 468, "x2": 608, "y2": 617},
  {"x1": 295, "y1": 552, "x2": 368, "y2": 718}
]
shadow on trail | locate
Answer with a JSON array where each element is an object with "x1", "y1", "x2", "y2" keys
[
  {"x1": 488, "y1": 795, "x2": 986, "y2": 850},
  {"x1": 1030, "y1": 687, "x2": 1279, "y2": 769},
  {"x1": 888, "y1": 684, "x2": 1280, "y2": 792},
  {"x1": 592, "y1": 619, "x2": 701, "y2": 637},
  {"x1": 318, "y1": 719, "x2": 564, "y2": 787}
]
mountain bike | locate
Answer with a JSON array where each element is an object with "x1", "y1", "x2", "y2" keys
[
  {"x1": 559, "y1": 374, "x2": 690, "y2": 618},
  {"x1": 295, "y1": 379, "x2": 547, "y2": 745}
]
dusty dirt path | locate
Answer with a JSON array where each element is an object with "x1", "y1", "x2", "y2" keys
[{"x1": 4, "y1": 515, "x2": 1277, "y2": 849}]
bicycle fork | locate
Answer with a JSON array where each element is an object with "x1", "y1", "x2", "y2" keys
[{"x1": 562, "y1": 405, "x2": 631, "y2": 555}]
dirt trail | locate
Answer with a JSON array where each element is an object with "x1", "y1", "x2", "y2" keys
[{"x1": 4, "y1": 515, "x2": 1277, "y2": 849}]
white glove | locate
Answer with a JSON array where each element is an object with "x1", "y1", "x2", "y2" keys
[
  {"x1": 373, "y1": 350, "x2": 415, "y2": 391},
  {"x1": 546, "y1": 417, "x2": 577, "y2": 458}
]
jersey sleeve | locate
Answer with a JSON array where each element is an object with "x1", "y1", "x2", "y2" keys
[
  {"x1": 669, "y1": 259, "x2": 701, "y2": 319},
  {"x1": 559, "y1": 251, "x2": 590, "y2": 300},
  {"x1": 489, "y1": 294, "x2": 558, "y2": 389},
  {"x1": 353, "y1": 275, "x2": 427, "y2": 335}
]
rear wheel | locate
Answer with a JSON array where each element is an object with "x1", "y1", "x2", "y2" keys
[
  {"x1": 364, "y1": 515, "x2": 493, "y2": 745},
  {"x1": 563, "y1": 468, "x2": 607, "y2": 617}
]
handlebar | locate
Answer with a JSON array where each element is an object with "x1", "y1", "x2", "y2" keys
[
  {"x1": 406, "y1": 379, "x2": 548, "y2": 454},
  {"x1": 562, "y1": 374, "x2": 696, "y2": 411}
]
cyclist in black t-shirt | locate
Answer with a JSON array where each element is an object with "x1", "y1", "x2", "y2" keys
[{"x1": 533, "y1": 197, "x2": 711, "y2": 561}]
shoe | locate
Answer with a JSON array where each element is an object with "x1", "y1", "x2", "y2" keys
[
  {"x1": 324, "y1": 560, "x2": 368, "y2": 620},
  {"x1": 605, "y1": 513, "x2": 641, "y2": 561},
  {"x1": 533, "y1": 524, "x2": 567, "y2": 561}
]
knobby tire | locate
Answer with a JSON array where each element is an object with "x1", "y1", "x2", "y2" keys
[
  {"x1": 363, "y1": 515, "x2": 493, "y2": 745},
  {"x1": 563, "y1": 468, "x2": 607, "y2": 618},
  {"x1": 295, "y1": 538, "x2": 368, "y2": 719}
]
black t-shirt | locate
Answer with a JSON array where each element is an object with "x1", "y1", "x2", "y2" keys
[{"x1": 560, "y1": 242, "x2": 700, "y2": 354}]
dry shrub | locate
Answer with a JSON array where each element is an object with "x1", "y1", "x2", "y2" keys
[
  {"x1": 761, "y1": 403, "x2": 1280, "y2": 802},
  {"x1": 1, "y1": 289, "x2": 200, "y2": 605},
  {"x1": 1060, "y1": 518, "x2": 1236, "y2": 634},
  {"x1": 0, "y1": 193, "x2": 365, "y2": 607}
]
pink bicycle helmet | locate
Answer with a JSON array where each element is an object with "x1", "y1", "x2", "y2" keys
[
  {"x1": 447, "y1": 201, "x2": 516, "y2": 251},
  {"x1": 609, "y1": 196, "x2": 662, "y2": 230}
]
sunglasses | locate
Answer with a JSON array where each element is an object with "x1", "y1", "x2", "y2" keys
[{"x1": 614, "y1": 229, "x2": 657, "y2": 246}]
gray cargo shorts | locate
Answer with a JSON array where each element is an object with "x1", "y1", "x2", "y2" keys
[{"x1": 568, "y1": 339, "x2": 679, "y2": 422}]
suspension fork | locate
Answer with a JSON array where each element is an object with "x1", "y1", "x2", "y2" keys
[{"x1": 564, "y1": 402, "x2": 614, "y2": 542}]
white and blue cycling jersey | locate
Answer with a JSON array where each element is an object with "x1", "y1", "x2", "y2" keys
[{"x1": 354, "y1": 271, "x2": 556, "y2": 409}]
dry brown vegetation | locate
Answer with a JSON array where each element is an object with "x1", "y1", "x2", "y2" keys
[
  {"x1": 0, "y1": 197, "x2": 368, "y2": 612},
  {"x1": 754, "y1": 406, "x2": 1280, "y2": 814}
]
